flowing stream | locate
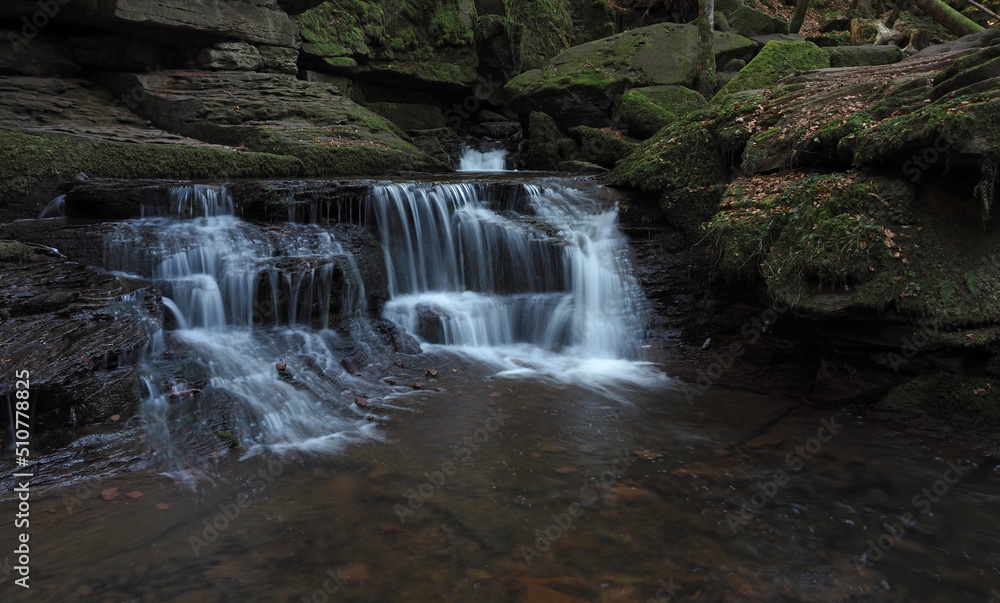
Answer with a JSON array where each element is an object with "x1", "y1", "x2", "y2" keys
[{"x1": 3, "y1": 178, "x2": 1000, "y2": 602}]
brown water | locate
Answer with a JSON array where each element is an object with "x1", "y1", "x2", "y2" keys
[{"x1": 3, "y1": 352, "x2": 1000, "y2": 603}]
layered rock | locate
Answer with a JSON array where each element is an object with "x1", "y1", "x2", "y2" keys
[
  {"x1": 0, "y1": 241, "x2": 162, "y2": 443},
  {"x1": 503, "y1": 22, "x2": 756, "y2": 128}
]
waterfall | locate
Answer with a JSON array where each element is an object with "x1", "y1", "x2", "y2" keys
[
  {"x1": 371, "y1": 180, "x2": 653, "y2": 369},
  {"x1": 457, "y1": 146, "x2": 509, "y2": 172},
  {"x1": 106, "y1": 185, "x2": 377, "y2": 467}
]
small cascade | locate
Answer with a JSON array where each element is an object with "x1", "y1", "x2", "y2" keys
[
  {"x1": 39, "y1": 194, "x2": 66, "y2": 218},
  {"x1": 457, "y1": 145, "x2": 509, "y2": 172},
  {"x1": 106, "y1": 184, "x2": 375, "y2": 468},
  {"x1": 141, "y1": 184, "x2": 235, "y2": 219},
  {"x1": 371, "y1": 180, "x2": 652, "y2": 367}
]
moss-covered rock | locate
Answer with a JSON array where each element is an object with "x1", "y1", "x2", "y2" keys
[
  {"x1": 607, "y1": 91, "x2": 766, "y2": 194},
  {"x1": 527, "y1": 111, "x2": 562, "y2": 170},
  {"x1": 613, "y1": 85, "x2": 708, "y2": 139},
  {"x1": 567, "y1": 125, "x2": 636, "y2": 168},
  {"x1": 713, "y1": 40, "x2": 829, "y2": 104},
  {"x1": 504, "y1": 22, "x2": 756, "y2": 129},
  {"x1": 883, "y1": 372, "x2": 1000, "y2": 436},
  {"x1": 705, "y1": 171, "x2": 912, "y2": 308},
  {"x1": 299, "y1": 0, "x2": 479, "y2": 89},
  {"x1": 727, "y1": 6, "x2": 789, "y2": 37},
  {"x1": 826, "y1": 45, "x2": 903, "y2": 67}
]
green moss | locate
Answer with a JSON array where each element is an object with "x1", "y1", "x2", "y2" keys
[
  {"x1": 805, "y1": 31, "x2": 851, "y2": 47},
  {"x1": 705, "y1": 172, "x2": 908, "y2": 306},
  {"x1": 300, "y1": 1, "x2": 384, "y2": 59},
  {"x1": 0, "y1": 128, "x2": 303, "y2": 201},
  {"x1": 0, "y1": 241, "x2": 34, "y2": 264},
  {"x1": 607, "y1": 94, "x2": 765, "y2": 194},
  {"x1": 713, "y1": 41, "x2": 830, "y2": 104},
  {"x1": 217, "y1": 431, "x2": 241, "y2": 448},
  {"x1": 883, "y1": 372, "x2": 1000, "y2": 436},
  {"x1": 510, "y1": 0, "x2": 574, "y2": 68},
  {"x1": 567, "y1": 125, "x2": 636, "y2": 168},
  {"x1": 613, "y1": 86, "x2": 708, "y2": 139},
  {"x1": 528, "y1": 111, "x2": 563, "y2": 170}
]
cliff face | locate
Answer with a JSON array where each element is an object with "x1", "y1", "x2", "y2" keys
[{"x1": 0, "y1": 0, "x2": 619, "y2": 218}]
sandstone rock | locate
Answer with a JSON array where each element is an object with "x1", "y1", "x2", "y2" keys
[
  {"x1": 728, "y1": 6, "x2": 789, "y2": 37},
  {"x1": 713, "y1": 40, "x2": 829, "y2": 103},
  {"x1": 819, "y1": 14, "x2": 850, "y2": 32},
  {"x1": 826, "y1": 44, "x2": 902, "y2": 67},
  {"x1": 0, "y1": 243, "x2": 161, "y2": 435},
  {"x1": 556, "y1": 160, "x2": 606, "y2": 174},
  {"x1": 567, "y1": 125, "x2": 636, "y2": 167},
  {"x1": 527, "y1": 111, "x2": 563, "y2": 170},
  {"x1": 0, "y1": 32, "x2": 80, "y2": 76},
  {"x1": 69, "y1": 0, "x2": 300, "y2": 47},
  {"x1": 612, "y1": 85, "x2": 707, "y2": 139},
  {"x1": 196, "y1": 42, "x2": 263, "y2": 71},
  {"x1": 504, "y1": 23, "x2": 755, "y2": 129}
]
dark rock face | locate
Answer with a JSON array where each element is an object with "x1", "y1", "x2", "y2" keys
[{"x1": 0, "y1": 242, "x2": 162, "y2": 445}]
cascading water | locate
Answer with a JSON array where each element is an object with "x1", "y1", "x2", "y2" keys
[
  {"x1": 371, "y1": 179, "x2": 658, "y2": 380},
  {"x1": 106, "y1": 185, "x2": 378, "y2": 471},
  {"x1": 457, "y1": 145, "x2": 509, "y2": 172}
]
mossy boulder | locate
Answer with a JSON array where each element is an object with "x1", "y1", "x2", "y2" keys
[
  {"x1": 727, "y1": 6, "x2": 789, "y2": 37},
  {"x1": 613, "y1": 85, "x2": 708, "y2": 139},
  {"x1": 607, "y1": 91, "x2": 765, "y2": 194},
  {"x1": 826, "y1": 45, "x2": 903, "y2": 67},
  {"x1": 713, "y1": 40, "x2": 829, "y2": 104},
  {"x1": 567, "y1": 125, "x2": 636, "y2": 168},
  {"x1": 705, "y1": 171, "x2": 913, "y2": 309},
  {"x1": 504, "y1": 22, "x2": 756, "y2": 129},
  {"x1": 299, "y1": 0, "x2": 479, "y2": 89},
  {"x1": 527, "y1": 111, "x2": 563, "y2": 170}
]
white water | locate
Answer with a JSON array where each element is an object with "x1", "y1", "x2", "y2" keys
[
  {"x1": 457, "y1": 146, "x2": 509, "y2": 172},
  {"x1": 106, "y1": 185, "x2": 377, "y2": 468},
  {"x1": 371, "y1": 179, "x2": 662, "y2": 383}
]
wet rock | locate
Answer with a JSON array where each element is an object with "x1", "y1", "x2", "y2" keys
[
  {"x1": 101, "y1": 488, "x2": 119, "y2": 501},
  {"x1": 354, "y1": 396, "x2": 368, "y2": 408},
  {"x1": 0, "y1": 246, "x2": 161, "y2": 442}
]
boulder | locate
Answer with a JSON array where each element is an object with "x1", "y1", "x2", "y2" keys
[
  {"x1": 567, "y1": 125, "x2": 637, "y2": 168},
  {"x1": 613, "y1": 85, "x2": 708, "y2": 139},
  {"x1": 819, "y1": 14, "x2": 850, "y2": 33},
  {"x1": 556, "y1": 160, "x2": 606, "y2": 173},
  {"x1": 826, "y1": 45, "x2": 903, "y2": 67},
  {"x1": 527, "y1": 111, "x2": 562, "y2": 170},
  {"x1": 713, "y1": 40, "x2": 829, "y2": 103},
  {"x1": 504, "y1": 22, "x2": 755, "y2": 129},
  {"x1": 728, "y1": 6, "x2": 789, "y2": 37}
]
